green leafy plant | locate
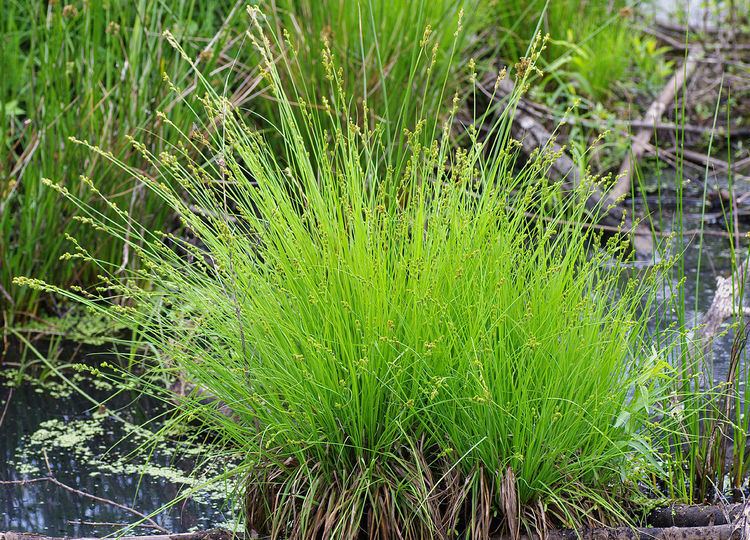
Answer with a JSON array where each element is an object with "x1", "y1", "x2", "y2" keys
[
  {"x1": 486, "y1": 0, "x2": 637, "y2": 102},
  {"x1": 628, "y1": 35, "x2": 674, "y2": 93}
]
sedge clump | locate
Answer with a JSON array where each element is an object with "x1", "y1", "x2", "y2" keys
[{"x1": 15, "y1": 9, "x2": 672, "y2": 539}]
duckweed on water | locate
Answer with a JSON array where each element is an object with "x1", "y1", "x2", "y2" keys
[
  {"x1": 1, "y1": 368, "x2": 85, "y2": 398},
  {"x1": 30, "y1": 418, "x2": 104, "y2": 449},
  {"x1": 12, "y1": 405, "x2": 238, "y2": 506}
]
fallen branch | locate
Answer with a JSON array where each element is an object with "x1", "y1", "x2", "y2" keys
[
  {"x1": 626, "y1": 121, "x2": 750, "y2": 138},
  {"x1": 677, "y1": 148, "x2": 750, "y2": 182},
  {"x1": 493, "y1": 77, "x2": 654, "y2": 255},
  {"x1": 614, "y1": 47, "x2": 703, "y2": 203},
  {"x1": 509, "y1": 97, "x2": 750, "y2": 141},
  {"x1": 494, "y1": 87, "x2": 750, "y2": 139},
  {"x1": 655, "y1": 20, "x2": 721, "y2": 36}
]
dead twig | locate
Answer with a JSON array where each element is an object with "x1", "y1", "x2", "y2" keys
[
  {"x1": 45, "y1": 475, "x2": 169, "y2": 534},
  {"x1": 0, "y1": 473, "x2": 168, "y2": 534},
  {"x1": 0, "y1": 387, "x2": 13, "y2": 428},
  {"x1": 0, "y1": 478, "x2": 48, "y2": 486}
]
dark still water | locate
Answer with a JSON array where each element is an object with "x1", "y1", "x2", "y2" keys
[
  {"x1": 0, "y1": 345, "x2": 239, "y2": 537},
  {"x1": 645, "y1": 168, "x2": 750, "y2": 383}
]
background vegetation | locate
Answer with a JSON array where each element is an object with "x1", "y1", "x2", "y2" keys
[
  {"x1": 2, "y1": 0, "x2": 651, "y2": 321},
  {"x1": 1, "y1": 0, "x2": 239, "y2": 317}
]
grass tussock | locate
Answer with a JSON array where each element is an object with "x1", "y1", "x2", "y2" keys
[{"x1": 14, "y1": 10, "x2": 677, "y2": 538}]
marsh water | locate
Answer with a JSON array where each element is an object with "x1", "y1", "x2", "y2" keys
[
  {"x1": 0, "y1": 348, "x2": 239, "y2": 536},
  {"x1": 649, "y1": 168, "x2": 749, "y2": 383}
]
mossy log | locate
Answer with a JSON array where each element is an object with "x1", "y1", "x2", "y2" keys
[{"x1": 648, "y1": 504, "x2": 744, "y2": 528}]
